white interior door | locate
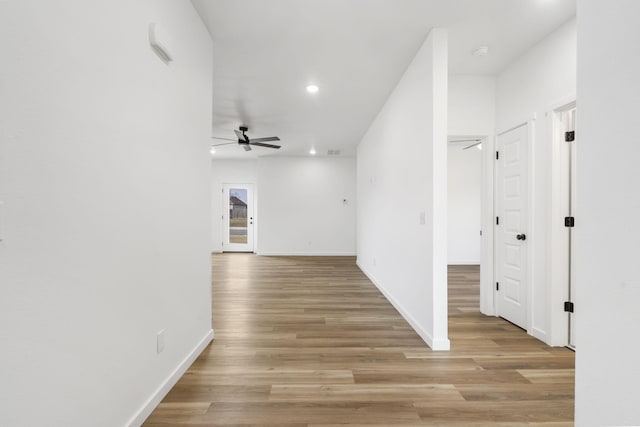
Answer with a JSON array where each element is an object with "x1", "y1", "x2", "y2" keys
[
  {"x1": 496, "y1": 124, "x2": 529, "y2": 329},
  {"x1": 222, "y1": 184, "x2": 254, "y2": 252}
]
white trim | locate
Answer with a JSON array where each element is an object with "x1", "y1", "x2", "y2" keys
[
  {"x1": 448, "y1": 261, "x2": 481, "y2": 265},
  {"x1": 258, "y1": 252, "x2": 357, "y2": 257},
  {"x1": 548, "y1": 98, "x2": 576, "y2": 347},
  {"x1": 127, "y1": 329, "x2": 214, "y2": 427},
  {"x1": 480, "y1": 134, "x2": 496, "y2": 316},
  {"x1": 530, "y1": 326, "x2": 547, "y2": 343},
  {"x1": 547, "y1": 93, "x2": 577, "y2": 113},
  {"x1": 525, "y1": 119, "x2": 537, "y2": 338},
  {"x1": 357, "y1": 261, "x2": 451, "y2": 351}
]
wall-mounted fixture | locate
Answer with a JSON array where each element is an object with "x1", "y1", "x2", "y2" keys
[
  {"x1": 149, "y1": 23, "x2": 173, "y2": 63},
  {"x1": 309, "y1": 148, "x2": 317, "y2": 155},
  {"x1": 306, "y1": 84, "x2": 319, "y2": 94}
]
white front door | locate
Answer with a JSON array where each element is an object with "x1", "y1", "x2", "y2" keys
[
  {"x1": 496, "y1": 124, "x2": 529, "y2": 329},
  {"x1": 222, "y1": 184, "x2": 254, "y2": 252}
]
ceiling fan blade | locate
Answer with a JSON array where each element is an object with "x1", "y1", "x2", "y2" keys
[
  {"x1": 463, "y1": 141, "x2": 482, "y2": 150},
  {"x1": 211, "y1": 142, "x2": 237, "y2": 147},
  {"x1": 249, "y1": 142, "x2": 281, "y2": 149},
  {"x1": 211, "y1": 136, "x2": 236, "y2": 142},
  {"x1": 241, "y1": 143, "x2": 252, "y2": 151},
  {"x1": 234, "y1": 129, "x2": 249, "y2": 143},
  {"x1": 449, "y1": 139, "x2": 481, "y2": 143},
  {"x1": 249, "y1": 136, "x2": 280, "y2": 143}
]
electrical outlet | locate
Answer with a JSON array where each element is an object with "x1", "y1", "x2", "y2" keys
[{"x1": 157, "y1": 329, "x2": 165, "y2": 354}]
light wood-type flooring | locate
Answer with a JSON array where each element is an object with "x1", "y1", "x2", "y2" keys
[{"x1": 144, "y1": 255, "x2": 574, "y2": 426}]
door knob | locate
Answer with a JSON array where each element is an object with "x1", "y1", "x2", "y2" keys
[{"x1": 516, "y1": 234, "x2": 527, "y2": 241}]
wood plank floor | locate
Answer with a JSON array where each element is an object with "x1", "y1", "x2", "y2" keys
[{"x1": 144, "y1": 255, "x2": 574, "y2": 426}]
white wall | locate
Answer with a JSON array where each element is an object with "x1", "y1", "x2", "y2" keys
[
  {"x1": 357, "y1": 29, "x2": 449, "y2": 351},
  {"x1": 211, "y1": 157, "x2": 356, "y2": 256},
  {"x1": 575, "y1": 1, "x2": 640, "y2": 425},
  {"x1": 211, "y1": 160, "x2": 258, "y2": 252},
  {"x1": 449, "y1": 75, "x2": 496, "y2": 136},
  {"x1": 0, "y1": 2, "x2": 213, "y2": 426},
  {"x1": 258, "y1": 157, "x2": 356, "y2": 255},
  {"x1": 496, "y1": 18, "x2": 576, "y2": 132},
  {"x1": 447, "y1": 145, "x2": 481, "y2": 264},
  {"x1": 495, "y1": 18, "x2": 576, "y2": 344}
]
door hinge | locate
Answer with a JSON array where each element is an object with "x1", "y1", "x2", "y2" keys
[
  {"x1": 565, "y1": 131, "x2": 575, "y2": 142},
  {"x1": 564, "y1": 301, "x2": 574, "y2": 313},
  {"x1": 480, "y1": 230, "x2": 483, "y2": 236},
  {"x1": 564, "y1": 216, "x2": 575, "y2": 227},
  {"x1": 496, "y1": 282, "x2": 500, "y2": 291},
  {"x1": 496, "y1": 216, "x2": 500, "y2": 225},
  {"x1": 496, "y1": 151, "x2": 500, "y2": 160}
]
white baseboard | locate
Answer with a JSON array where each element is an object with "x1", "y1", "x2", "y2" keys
[
  {"x1": 356, "y1": 261, "x2": 450, "y2": 351},
  {"x1": 127, "y1": 328, "x2": 214, "y2": 427},
  {"x1": 529, "y1": 326, "x2": 548, "y2": 345},
  {"x1": 257, "y1": 252, "x2": 356, "y2": 256}
]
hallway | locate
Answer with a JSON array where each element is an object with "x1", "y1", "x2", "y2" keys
[{"x1": 144, "y1": 255, "x2": 574, "y2": 426}]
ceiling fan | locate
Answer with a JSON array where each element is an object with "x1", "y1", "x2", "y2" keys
[
  {"x1": 212, "y1": 126, "x2": 281, "y2": 151},
  {"x1": 449, "y1": 138, "x2": 482, "y2": 150}
]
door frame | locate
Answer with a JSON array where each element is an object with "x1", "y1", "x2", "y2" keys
[
  {"x1": 493, "y1": 120, "x2": 536, "y2": 332},
  {"x1": 549, "y1": 99, "x2": 577, "y2": 347},
  {"x1": 483, "y1": 103, "x2": 578, "y2": 347},
  {"x1": 222, "y1": 183, "x2": 255, "y2": 253}
]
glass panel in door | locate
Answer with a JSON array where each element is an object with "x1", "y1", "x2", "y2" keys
[{"x1": 229, "y1": 188, "x2": 248, "y2": 244}]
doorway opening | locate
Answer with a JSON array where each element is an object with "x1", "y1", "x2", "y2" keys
[{"x1": 447, "y1": 136, "x2": 484, "y2": 318}]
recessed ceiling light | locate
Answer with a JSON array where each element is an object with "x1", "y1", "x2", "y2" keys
[
  {"x1": 472, "y1": 46, "x2": 489, "y2": 57},
  {"x1": 210, "y1": 147, "x2": 216, "y2": 155},
  {"x1": 306, "y1": 84, "x2": 319, "y2": 94},
  {"x1": 477, "y1": 143, "x2": 482, "y2": 150},
  {"x1": 309, "y1": 148, "x2": 317, "y2": 155}
]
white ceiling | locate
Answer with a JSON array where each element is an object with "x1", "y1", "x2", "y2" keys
[{"x1": 192, "y1": 0, "x2": 576, "y2": 159}]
